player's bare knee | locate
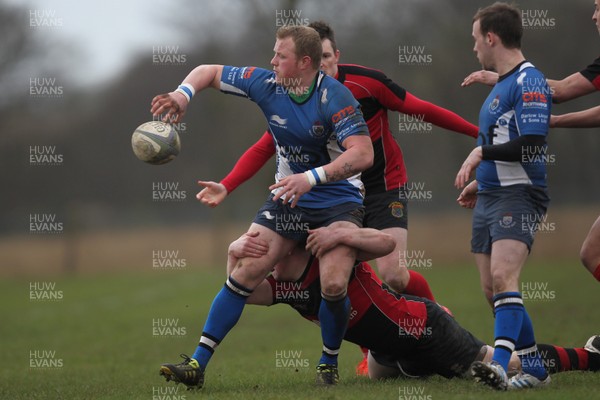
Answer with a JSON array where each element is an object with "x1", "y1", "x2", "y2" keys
[
  {"x1": 233, "y1": 257, "x2": 272, "y2": 287},
  {"x1": 382, "y1": 272, "x2": 408, "y2": 293},
  {"x1": 490, "y1": 269, "x2": 513, "y2": 293},
  {"x1": 321, "y1": 281, "x2": 348, "y2": 300}
]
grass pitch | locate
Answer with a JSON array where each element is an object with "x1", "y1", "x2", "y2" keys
[{"x1": 1, "y1": 261, "x2": 599, "y2": 400}]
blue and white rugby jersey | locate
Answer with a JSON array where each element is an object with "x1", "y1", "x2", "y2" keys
[
  {"x1": 476, "y1": 61, "x2": 551, "y2": 190},
  {"x1": 220, "y1": 66, "x2": 369, "y2": 208}
]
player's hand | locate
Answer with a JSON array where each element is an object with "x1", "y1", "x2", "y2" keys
[
  {"x1": 269, "y1": 173, "x2": 313, "y2": 208},
  {"x1": 228, "y1": 231, "x2": 269, "y2": 259},
  {"x1": 150, "y1": 92, "x2": 188, "y2": 123},
  {"x1": 306, "y1": 227, "x2": 340, "y2": 259},
  {"x1": 455, "y1": 147, "x2": 482, "y2": 189},
  {"x1": 461, "y1": 70, "x2": 499, "y2": 87},
  {"x1": 549, "y1": 114, "x2": 558, "y2": 128},
  {"x1": 197, "y1": 181, "x2": 228, "y2": 208},
  {"x1": 457, "y1": 181, "x2": 478, "y2": 209}
]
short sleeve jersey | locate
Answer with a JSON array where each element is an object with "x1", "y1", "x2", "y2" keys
[
  {"x1": 580, "y1": 56, "x2": 600, "y2": 90},
  {"x1": 476, "y1": 62, "x2": 551, "y2": 190},
  {"x1": 220, "y1": 66, "x2": 369, "y2": 208}
]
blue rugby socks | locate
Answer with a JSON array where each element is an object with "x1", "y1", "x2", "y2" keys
[
  {"x1": 192, "y1": 276, "x2": 252, "y2": 369},
  {"x1": 515, "y1": 309, "x2": 548, "y2": 379},
  {"x1": 318, "y1": 293, "x2": 350, "y2": 366},
  {"x1": 492, "y1": 292, "x2": 524, "y2": 370}
]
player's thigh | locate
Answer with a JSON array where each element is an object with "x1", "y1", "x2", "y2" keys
[
  {"x1": 231, "y1": 223, "x2": 297, "y2": 287},
  {"x1": 378, "y1": 227, "x2": 408, "y2": 263},
  {"x1": 272, "y1": 248, "x2": 310, "y2": 281},
  {"x1": 489, "y1": 239, "x2": 529, "y2": 292},
  {"x1": 416, "y1": 301, "x2": 487, "y2": 378},
  {"x1": 581, "y1": 215, "x2": 600, "y2": 268},
  {"x1": 375, "y1": 227, "x2": 409, "y2": 287},
  {"x1": 376, "y1": 227, "x2": 407, "y2": 266}
]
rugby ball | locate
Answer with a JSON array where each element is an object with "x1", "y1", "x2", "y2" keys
[{"x1": 131, "y1": 121, "x2": 180, "y2": 165}]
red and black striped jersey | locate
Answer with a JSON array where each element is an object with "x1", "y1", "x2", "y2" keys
[
  {"x1": 335, "y1": 64, "x2": 477, "y2": 193},
  {"x1": 580, "y1": 56, "x2": 600, "y2": 90},
  {"x1": 267, "y1": 257, "x2": 428, "y2": 341}
]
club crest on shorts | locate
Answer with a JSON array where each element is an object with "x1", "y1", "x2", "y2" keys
[
  {"x1": 499, "y1": 212, "x2": 516, "y2": 228},
  {"x1": 389, "y1": 201, "x2": 404, "y2": 218}
]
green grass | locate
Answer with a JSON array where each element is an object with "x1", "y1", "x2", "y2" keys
[{"x1": 1, "y1": 262, "x2": 599, "y2": 399}]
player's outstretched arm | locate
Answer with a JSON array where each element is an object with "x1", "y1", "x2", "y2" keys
[
  {"x1": 361, "y1": 69, "x2": 478, "y2": 137},
  {"x1": 196, "y1": 181, "x2": 228, "y2": 208},
  {"x1": 551, "y1": 105, "x2": 600, "y2": 128},
  {"x1": 548, "y1": 73, "x2": 597, "y2": 103},
  {"x1": 398, "y1": 92, "x2": 479, "y2": 138},
  {"x1": 306, "y1": 226, "x2": 395, "y2": 260},
  {"x1": 196, "y1": 132, "x2": 275, "y2": 208},
  {"x1": 150, "y1": 64, "x2": 224, "y2": 123},
  {"x1": 461, "y1": 70, "x2": 499, "y2": 87},
  {"x1": 220, "y1": 132, "x2": 275, "y2": 193}
]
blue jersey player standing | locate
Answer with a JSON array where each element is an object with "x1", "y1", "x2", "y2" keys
[
  {"x1": 150, "y1": 25, "x2": 373, "y2": 388},
  {"x1": 454, "y1": 3, "x2": 551, "y2": 391},
  {"x1": 462, "y1": 0, "x2": 600, "y2": 285}
]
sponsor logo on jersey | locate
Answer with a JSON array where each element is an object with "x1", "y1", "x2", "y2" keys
[
  {"x1": 522, "y1": 91, "x2": 548, "y2": 103},
  {"x1": 331, "y1": 105, "x2": 356, "y2": 124},
  {"x1": 269, "y1": 114, "x2": 288, "y2": 129},
  {"x1": 242, "y1": 67, "x2": 256, "y2": 79}
]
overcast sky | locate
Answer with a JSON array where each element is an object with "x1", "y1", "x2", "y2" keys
[{"x1": 10, "y1": 0, "x2": 182, "y2": 84}]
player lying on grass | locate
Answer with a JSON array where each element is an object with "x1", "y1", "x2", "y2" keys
[
  {"x1": 160, "y1": 226, "x2": 600, "y2": 387},
  {"x1": 236, "y1": 227, "x2": 600, "y2": 382}
]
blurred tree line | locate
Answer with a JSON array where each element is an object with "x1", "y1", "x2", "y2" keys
[{"x1": 2, "y1": 0, "x2": 598, "y2": 235}]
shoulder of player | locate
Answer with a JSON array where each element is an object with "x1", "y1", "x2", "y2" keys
[
  {"x1": 518, "y1": 61, "x2": 545, "y2": 75},
  {"x1": 317, "y1": 73, "x2": 356, "y2": 100},
  {"x1": 225, "y1": 66, "x2": 274, "y2": 82},
  {"x1": 505, "y1": 62, "x2": 548, "y2": 90},
  {"x1": 338, "y1": 63, "x2": 390, "y2": 82}
]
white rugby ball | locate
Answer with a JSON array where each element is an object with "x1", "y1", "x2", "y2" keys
[{"x1": 131, "y1": 121, "x2": 180, "y2": 165}]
